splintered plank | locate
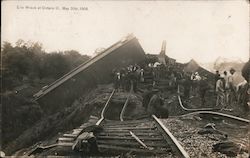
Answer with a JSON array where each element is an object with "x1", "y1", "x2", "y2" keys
[
  {"x1": 98, "y1": 144, "x2": 169, "y2": 154},
  {"x1": 97, "y1": 136, "x2": 163, "y2": 140}
]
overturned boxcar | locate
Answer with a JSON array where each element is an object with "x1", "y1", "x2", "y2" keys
[{"x1": 34, "y1": 35, "x2": 146, "y2": 114}]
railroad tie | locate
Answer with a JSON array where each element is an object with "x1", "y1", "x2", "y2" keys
[
  {"x1": 58, "y1": 137, "x2": 75, "y2": 142},
  {"x1": 63, "y1": 134, "x2": 78, "y2": 138},
  {"x1": 98, "y1": 144, "x2": 169, "y2": 154}
]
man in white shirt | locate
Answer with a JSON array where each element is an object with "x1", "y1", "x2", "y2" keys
[
  {"x1": 216, "y1": 76, "x2": 225, "y2": 107},
  {"x1": 190, "y1": 72, "x2": 201, "y2": 96}
]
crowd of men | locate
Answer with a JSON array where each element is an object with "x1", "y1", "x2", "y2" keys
[
  {"x1": 111, "y1": 61, "x2": 212, "y2": 113},
  {"x1": 111, "y1": 62, "x2": 210, "y2": 117},
  {"x1": 214, "y1": 67, "x2": 250, "y2": 112},
  {"x1": 111, "y1": 62, "x2": 174, "y2": 118},
  {"x1": 182, "y1": 71, "x2": 215, "y2": 107},
  {"x1": 112, "y1": 64, "x2": 143, "y2": 93},
  {"x1": 111, "y1": 60, "x2": 249, "y2": 116},
  {"x1": 215, "y1": 60, "x2": 250, "y2": 112},
  {"x1": 215, "y1": 68, "x2": 236, "y2": 108},
  {"x1": 111, "y1": 62, "x2": 185, "y2": 92}
]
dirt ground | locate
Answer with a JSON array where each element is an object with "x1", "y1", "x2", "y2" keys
[{"x1": 161, "y1": 116, "x2": 249, "y2": 158}]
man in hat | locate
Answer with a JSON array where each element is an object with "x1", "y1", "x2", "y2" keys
[
  {"x1": 216, "y1": 75, "x2": 226, "y2": 108},
  {"x1": 191, "y1": 72, "x2": 201, "y2": 96}
]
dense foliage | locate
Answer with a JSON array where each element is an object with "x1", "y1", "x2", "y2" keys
[{"x1": 1, "y1": 40, "x2": 90, "y2": 91}]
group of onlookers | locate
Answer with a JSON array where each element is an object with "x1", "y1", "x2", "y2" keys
[
  {"x1": 215, "y1": 59, "x2": 250, "y2": 113},
  {"x1": 112, "y1": 59, "x2": 250, "y2": 114},
  {"x1": 215, "y1": 68, "x2": 237, "y2": 108},
  {"x1": 112, "y1": 62, "x2": 182, "y2": 93},
  {"x1": 112, "y1": 62, "x2": 180, "y2": 118},
  {"x1": 181, "y1": 71, "x2": 211, "y2": 105},
  {"x1": 112, "y1": 64, "x2": 144, "y2": 93}
]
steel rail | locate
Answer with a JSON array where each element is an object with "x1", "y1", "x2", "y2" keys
[
  {"x1": 177, "y1": 111, "x2": 249, "y2": 124},
  {"x1": 96, "y1": 89, "x2": 116, "y2": 125},
  {"x1": 120, "y1": 84, "x2": 133, "y2": 121},
  {"x1": 96, "y1": 85, "x2": 190, "y2": 156},
  {"x1": 120, "y1": 96, "x2": 130, "y2": 121},
  {"x1": 177, "y1": 85, "x2": 220, "y2": 111},
  {"x1": 152, "y1": 115, "x2": 190, "y2": 158},
  {"x1": 177, "y1": 85, "x2": 249, "y2": 124}
]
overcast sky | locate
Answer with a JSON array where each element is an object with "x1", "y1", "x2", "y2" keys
[{"x1": 2, "y1": 1, "x2": 249, "y2": 63}]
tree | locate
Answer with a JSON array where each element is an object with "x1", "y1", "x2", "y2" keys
[
  {"x1": 1, "y1": 40, "x2": 91, "y2": 91},
  {"x1": 64, "y1": 50, "x2": 90, "y2": 68}
]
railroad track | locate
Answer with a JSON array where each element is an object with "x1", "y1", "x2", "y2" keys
[
  {"x1": 28, "y1": 86, "x2": 190, "y2": 157},
  {"x1": 177, "y1": 86, "x2": 249, "y2": 124},
  {"x1": 95, "y1": 87, "x2": 190, "y2": 157},
  {"x1": 178, "y1": 111, "x2": 249, "y2": 124},
  {"x1": 177, "y1": 85, "x2": 221, "y2": 112},
  {"x1": 98, "y1": 84, "x2": 249, "y2": 157}
]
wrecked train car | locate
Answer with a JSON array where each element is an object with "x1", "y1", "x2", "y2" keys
[{"x1": 34, "y1": 35, "x2": 146, "y2": 114}]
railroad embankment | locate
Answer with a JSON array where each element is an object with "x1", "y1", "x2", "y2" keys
[{"x1": 4, "y1": 85, "x2": 113, "y2": 155}]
